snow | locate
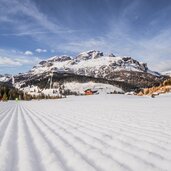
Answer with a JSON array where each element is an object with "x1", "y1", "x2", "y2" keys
[
  {"x1": 72, "y1": 56, "x2": 122, "y2": 68},
  {"x1": 162, "y1": 70, "x2": 171, "y2": 77},
  {"x1": 64, "y1": 82, "x2": 124, "y2": 94},
  {"x1": 20, "y1": 82, "x2": 124, "y2": 96},
  {"x1": 0, "y1": 76, "x2": 10, "y2": 82},
  {"x1": 21, "y1": 85, "x2": 61, "y2": 97},
  {"x1": 30, "y1": 53, "x2": 157, "y2": 77},
  {"x1": 0, "y1": 94, "x2": 171, "y2": 171},
  {"x1": 42, "y1": 89, "x2": 60, "y2": 96}
]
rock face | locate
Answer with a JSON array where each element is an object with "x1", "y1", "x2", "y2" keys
[
  {"x1": 75, "y1": 50, "x2": 103, "y2": 61},
  {"x1": 0, "y1": 50, "x2": 168, "y2": 93},
  {"x1": 0, "y1": 74, "x2": 12, "y2": 83}
]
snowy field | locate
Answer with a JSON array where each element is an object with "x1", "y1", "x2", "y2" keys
[{"x1": 0, "y1": 94, "x2": 171, "y2": 171}]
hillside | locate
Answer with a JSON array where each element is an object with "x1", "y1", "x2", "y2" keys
[
  {"x1": 138, "y1": 78, "x2": 171, "y2": 96},
  {"x1": 162, "y1": 70, "x2": 171, "y2": 77},
  {"x1": 0, "y1": 50, "x2": 168, "y2": 96}
]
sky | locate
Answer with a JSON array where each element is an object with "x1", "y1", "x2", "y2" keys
[{"x1": 0, "y1": 0, "x2": 171, "y2": 74}]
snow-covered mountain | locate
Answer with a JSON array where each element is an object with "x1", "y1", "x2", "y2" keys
[
  {"x1": 0, "y1": 50, "x2": 168, "y2": 95},
  {"x1": 28, "y1": 50, "x2": 159, "y2": 77},
  {"x1": 0, "y1": 74, "x2": 12, "y2": 82},
  {"x1": 162, "y1": 70, "x2": 171, "y2": 77}
]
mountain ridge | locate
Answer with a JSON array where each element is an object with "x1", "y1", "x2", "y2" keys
[
  {"x1": 28, "y1": 50, "x2": 160, "y2": 77},
  {"x1": 0, "y1": 50, "x2": 168, "y2": 95}
]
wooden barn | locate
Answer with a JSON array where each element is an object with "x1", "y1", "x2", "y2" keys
[{"x1": 84, "y1": 89, "x2": 98, "y2": 95}]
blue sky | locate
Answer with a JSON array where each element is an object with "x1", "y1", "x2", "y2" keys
[{"x1": 0, "y1": 0, "x2": 171, "y2": 74}]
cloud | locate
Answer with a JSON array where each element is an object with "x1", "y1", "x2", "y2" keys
[
  {"x1": 0, "y1": 48, "x2": 41, "y2": 74},
  {"x1": 151, "y1": 60, "x2": 171, "y2": 72},
  {"x1": 0, "y1": 56, "x2": 21, "y2": 66},
  {"x1": 0, "y1": 56, "x2": 40, "y2": 67},
  {"x1": 0, "y1": 0, "x2": 73, "y2": 37},
  {"x1": 35, "y1": 48, "x2": 47, "y2": 53},
  {"x1": 0, "y1": 31, "x2": 49, "y2": 36},
  {"x1": 0, "y1": 0, "x2": 171, "y2": 73},
  {"x1": 24, "y1": 50, "x2": 33, "y2": 55},
  {"x1": 0, "y1": 48, "x2": 40, "y2": 67}
]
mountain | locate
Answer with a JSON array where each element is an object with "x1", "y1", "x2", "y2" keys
[
  {"x1": 0, "y1": 50, "x2": 168, "y2": 95},
  {"x1": 27, "y1": 50, "x2": 160, "y2": 77},
  {"x1": 0, "y1": 74, "x2": 14, "y2": 89},
  {"x1": 138, "y1": 77, "x2": 171, "y2": 97},
  {"x1": 0, "y1": 74, "x2": 12, "y2": 82},
  {"x1": 162, "y1": 70, "x2": 171, "y2": 77}
]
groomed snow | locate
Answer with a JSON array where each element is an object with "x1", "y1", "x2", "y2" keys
[{"x1": 0, "y1": 94, "x2": 171, "y2": 171}]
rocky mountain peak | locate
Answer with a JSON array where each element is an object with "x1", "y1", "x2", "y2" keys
[
  {"x1": 47, "y1": 55, "x2": 72, "y2": 62},
  {"x1": 75, "y1": 50, "x2": 104, "y2": 61}
]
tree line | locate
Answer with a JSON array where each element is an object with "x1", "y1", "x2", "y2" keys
[{"x1": 0, "y1": 85, "x2": 62, "y2": 101}]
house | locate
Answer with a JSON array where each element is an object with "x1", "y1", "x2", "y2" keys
[
  {"x1": 84, "y1": 89, "x2": 98, "y2": 95},
  {"x1": 84, "y1": 89, "x2": 93, "y2": 95}
]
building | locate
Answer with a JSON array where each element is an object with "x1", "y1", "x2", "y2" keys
[{"x1": 84, "y1": 89, "x2": 98, "y2": 95}]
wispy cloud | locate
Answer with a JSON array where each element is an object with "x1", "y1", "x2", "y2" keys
[
  {"x1": 0, "y1": 31, "x2": 49, "y2": 36},
  {"x1": 0, "y1": 0, "x2": 75, "y2": 37},
  {"x1": 0, "y1": 48, "x2": 40, "y2": 67},
  {"x1": 0, "y1": 57, "x2": 21, "y2": 66},
  {"x1": 35, "y1": 48, "x2": 47, "y2": 53},
  {"x1": 0, "y1": 0, "x2": 171, "y2": 73}
]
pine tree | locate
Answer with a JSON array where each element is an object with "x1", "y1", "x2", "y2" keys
[{"x1": 2, "y1": 92, "x2": 8, "y2": 101}]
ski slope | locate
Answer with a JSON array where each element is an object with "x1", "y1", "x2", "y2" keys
[{"x1": 0, "y1": 94, "x2": 171, "y2": 171}]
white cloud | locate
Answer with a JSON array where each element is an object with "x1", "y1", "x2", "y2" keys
[
  {"x1": 0, "y1": 56, "x2": 40, "y2": 67},
  {"x1": 151, "y1": 60, "x2": 171, "y2": 72},
  {"x1": 1, "y1": 0, "x2": 171, "y2": 73},
  {"x1": 35, "y1": 48, "x2": 47, "y2": 53},
  {"x1": 0, "y1": 0, "x2": 70, "y2": 36},
  {"x1": 24, "y1": 50, "x2": 33, "y2": 55},
  {"x1": 0, "y1": 56, "x2": 21, "y2": 66},
  {"x1": 0, "y1": 48, "x2": 41, "y2": 67}
]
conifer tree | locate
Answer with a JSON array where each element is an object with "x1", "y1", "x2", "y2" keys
[{"x1": 2, "y1": 92, "x2": 8, "y2": 101}]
